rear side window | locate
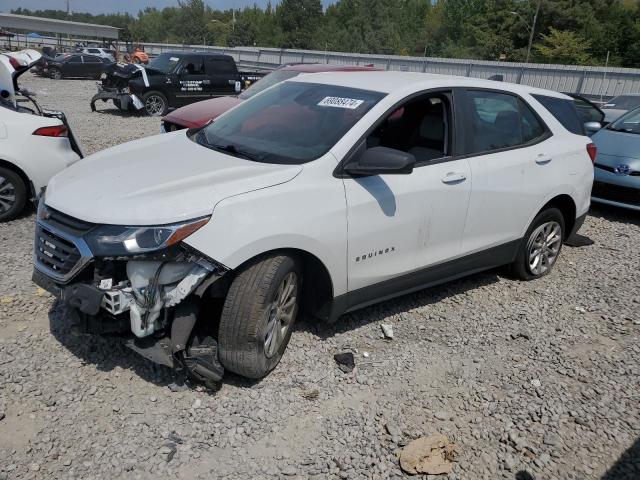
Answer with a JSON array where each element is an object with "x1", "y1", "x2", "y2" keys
[
  {"x1": 533, "y1": 94, "x2": 584, "y2": 135},
  {"x1": 465, "y1": 90, "x2": 547, "y2": 154},
  {"x1": 207, "y1": 57, "x2": 237, "y2": 75}
]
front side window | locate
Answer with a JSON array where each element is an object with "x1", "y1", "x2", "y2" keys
[
  {"x1": 83, "y1": 56, "x2": 101, "y2": 63},
  {"x1": 196, "y1": 81, "x2": 385, "y2": 164},
  {"x1": 182, "y1": 57, "x2": 205, "y2": 75},
  {"x1": 467, "y1": 90, "x2": 547, "y2": 153},
  {"x1": 366, "y1": 92, "x2": 452, "y2": 163},
  {"x1": 67, "y1": 55, "x2": 82, "y2": 63}
]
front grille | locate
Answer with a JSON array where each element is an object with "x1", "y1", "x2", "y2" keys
[
  {"x1": 595, "y1": 163, "x2": 640, "y2": 176},
  {"x1": 43, "y1": 206, "x2": 94, "y2": 236},
  {"x1": 592, "y1": 181, "x2": 640, "y2": 207},
  {"x1": 35, "y1": 224, "x2": 82, "y2": 276}
]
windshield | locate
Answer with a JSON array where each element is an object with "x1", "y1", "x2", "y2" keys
[
  {"x1": 197, "y1": 81, "x2": 385, "y2": 164},
  {"x1": 608, "y1": 107, "x2": 640, "y2": 134},
  {"x1": 603, "y1": 95, "x2": 640, "y2": 110},
  {"x1": 147, "y1": 53, "x2": 181, "y2": 74},
  {"x1": 238, "y1": 70, "x2": 302, "y2": 100}
]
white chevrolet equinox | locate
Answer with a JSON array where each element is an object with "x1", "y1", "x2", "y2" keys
[{"x1": 33, "y1": 72, "x2": 595, "y2": 382}]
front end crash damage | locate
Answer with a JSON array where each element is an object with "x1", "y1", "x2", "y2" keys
[
  {"x1": 33, "y1": 208, "x2": 229, "y2": 384},
  {"x1": 90, "y1": 63, "x2": 145, "y2": 113}
]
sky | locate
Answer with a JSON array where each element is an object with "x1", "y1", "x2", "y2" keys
[{"x1": 0, "y1": 0, "x2": 335, "y2": 15}]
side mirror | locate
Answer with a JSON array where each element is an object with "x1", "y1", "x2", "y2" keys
[
  {"x1": 584, "y1": 121, "x2": 602, "y2": 134},
  {"x1": 343, "y1": 146, "x2": 415, "y2": 176}
]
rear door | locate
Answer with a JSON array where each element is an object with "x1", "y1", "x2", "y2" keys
[
  {"x1": 458, "y1": 89, "x2": 554, "y2": 254},
  {"x1": 81, "y1": 55, "x2": 102, "y2": 77},
  {"x1": 172, "y1": 55, "x2": 210, "y2": 106},
  {"x1": 205, "y1": 56, "x2": 240, "y2": 97}
]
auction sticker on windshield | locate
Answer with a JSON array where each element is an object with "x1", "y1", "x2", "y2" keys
[{"x1": 318, "y1": 96, "x2": 365, "y2": 109}]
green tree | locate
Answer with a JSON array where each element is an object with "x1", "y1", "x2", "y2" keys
[
  {"x1": 535, "y1": 27, "x2": 593, "y2": 65},
  {"x1": 277, "y1": 0, "x2": 323, "y2": 49}
]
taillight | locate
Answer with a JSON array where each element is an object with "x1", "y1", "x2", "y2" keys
[
  {"x1": 8, "y1": 57, "x2": 21, "y2": 69},
  {"x1": 33, "y1": 125, "x2": 68, "y2": 137},
  {"x1": 586, "y1": 143, "x2": 597, "y2": 164}
]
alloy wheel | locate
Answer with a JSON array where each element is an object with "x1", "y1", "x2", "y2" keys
[
  {"x1": 144, "y1": 95, "x2": 165, "y2": 116},
  {"x1": 264, "y1": 272, "x2": 298, "y2": 358},
  {"x1": 527, "y1": 221, "x2": 562, "y2": 276},
  {"x1": 0, "y1": 176, "x2": 16, "y2": 215}
]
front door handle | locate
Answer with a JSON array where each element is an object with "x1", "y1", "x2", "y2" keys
[
  {"x1": 535, "y1": 154, "x2": 552, "y2": 165},
  {"x1": 441, "y1": 172, "x2": 467, "y2": 184}
]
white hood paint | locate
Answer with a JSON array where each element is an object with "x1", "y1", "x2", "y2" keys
[{"x1": 45, "y1": 131, "x2": 302, "y2": 225}]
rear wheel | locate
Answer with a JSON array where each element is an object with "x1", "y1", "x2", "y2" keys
[
  {"x1": 0, "y1": 167, "x2": 27, "y2": 222},
  {"x1": 142, "y1": 91, "x2": 168, "y2": 117},
  {"x1": 218, "y1": 254, "x2": 301, "y2": 379},
  {"x1": 49, "y1": 67, "x2": 62, "y2": 80},
  {"x1": 511, "y1": 208, "x2": 565, "y2": 280}
]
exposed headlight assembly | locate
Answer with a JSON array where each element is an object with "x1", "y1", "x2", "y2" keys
[{"x1": 85, "y1": 217, "x2": 210, "y2": 256}]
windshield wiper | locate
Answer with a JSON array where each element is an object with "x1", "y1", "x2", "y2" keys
[{"x1": 196, "y1": 132, "x2": 263, "y2": 161}]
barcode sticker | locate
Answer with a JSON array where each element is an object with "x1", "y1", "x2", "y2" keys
[{"x1": 318, "y1": 96, "x2": 364, "y2": 109}]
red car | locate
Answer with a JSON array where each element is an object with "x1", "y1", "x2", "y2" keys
[{"x1": 160, "y1": 63, "x2": 379, "y2": 132}]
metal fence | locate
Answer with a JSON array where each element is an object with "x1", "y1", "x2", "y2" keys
[
  {"x1": 5, "y1": 33, "x2": 640, "y2": 99},
  {"x1": 141, "y1": 43, "x2": 640, "y2": 100}
]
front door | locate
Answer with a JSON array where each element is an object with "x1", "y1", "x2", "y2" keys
[
  {"x1": 343, "y1": 90, "x2": 472, "y2": 298},
  {"x1": 173, "y1": 56, "x2": 211, "y2": 106},
  {"x1": 64, "y1": 55, "x2": 83, "y2": 77}
]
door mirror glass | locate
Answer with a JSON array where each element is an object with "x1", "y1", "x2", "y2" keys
[
  {"x1": 584, "y1": 121, "x2": 602, "y2": 134},
  {"x1": 344, "y1": 146, "x2": 415, "y2": 176}
]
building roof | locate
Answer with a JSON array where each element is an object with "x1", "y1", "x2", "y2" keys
[{"x1": 0, "y1": 13, "x2": 119, "y2": 40}]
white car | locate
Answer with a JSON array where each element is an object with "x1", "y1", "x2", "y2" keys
[
  {"x1": 0, "y1": 50, "x2": 82, "y2": 222},
  {"x1": 76, "y1": 47, "x2": 115, "y2": 63},
  {"x1": 33, "y1": 72, "x2": 595, "y2": 383}
]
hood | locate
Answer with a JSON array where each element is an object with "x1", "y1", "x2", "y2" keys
[
  {"x1": 593, "y1": 128, "x2": 640, "y2": 162},
  {"x1": 45, "y1": 131, "x2": 302, "y2": 225},
  {"x1": 163, "y1": 96, "x2": 243, "y2": 129},
  {"x1": 0, "y1": 49, "x2": 42, "y2": 106}
]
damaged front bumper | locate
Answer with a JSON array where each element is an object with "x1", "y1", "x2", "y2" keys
[
  {"x1": 90, "y1": 85, "x2": 144, "y2": 112},
  {"x1": 33, "y1": 205, "x2": 229, "y2": 383}
]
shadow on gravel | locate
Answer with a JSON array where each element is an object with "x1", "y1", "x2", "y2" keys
[
  {"x1": 91, "y1": 108, "x2": 143, "y2": 117},
  {"x1": 589, "y1": 204, "x2": 640, "y2": 226},
  {"x1": 48, "y1": 300, "x2": 264, "y2": 390},
  {"x1": 602, "y1": 436, "x2": 640, "y2": 480},
  {"x1": 298, "y1": 269, "x2": 501, "y2": 340},
  {"x1": 48, "y1": 301, "x2": 183, "y2": 388}
]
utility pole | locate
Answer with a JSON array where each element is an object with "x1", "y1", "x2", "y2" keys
[
  {"x1": 66, "y1": 0, "x2": 70, "y2": 15},
  {"x1": 511, "y1": 0, "x2": 541, "y2": 64},
  {"x1": 526, "y1": 0, "x2": 541, "y2": 64}
]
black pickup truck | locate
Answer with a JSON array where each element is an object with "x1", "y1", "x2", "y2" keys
[{"x1": 91, "y1": 52, "x2": 263, "y2": 116}]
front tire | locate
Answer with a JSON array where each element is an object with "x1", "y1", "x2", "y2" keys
[
  {"x1": 218, "y1": 254, "x2": 301, "y2": 379},
  {"x1": 49, "y1": 67, "x2": 62, "y2": 80},
  {"x1": 511, "y1": 208, "x2": 565, "y2": 280},
  {"x1": 0, "y1": 167, "x2": 27, "y2": 222},
  {"x1": 142, "y1": 91, "x2": 168, "y2": 117}
]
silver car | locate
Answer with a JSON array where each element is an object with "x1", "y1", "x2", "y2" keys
[{"x1": 591, "y1": 107, "x2": 640, "y2": 211}]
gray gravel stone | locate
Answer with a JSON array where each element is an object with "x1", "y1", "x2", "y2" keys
[{"x1": 0, "y1": 74, "x2": 637, "y2": 480}]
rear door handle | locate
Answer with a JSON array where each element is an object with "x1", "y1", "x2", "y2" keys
[
  {"x1": 535, "y1": 154, "x2": 552, "y2": 165},
  {"x1": 441, "y1": 172, "x2": 467, "y2": 184}
]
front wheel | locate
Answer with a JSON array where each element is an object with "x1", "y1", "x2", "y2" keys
[
  {"x1": 49, "y1": 67, "x2": 62, "y2": 80},
  {"x1": 0, "y1": 167, "x2": 27, "y2": 222},
  {"x1": 511, "y1": 208, "x2": 565, "y2": 280},
  {"x1": 218, "y1": 254, "x2": 301, "y2": 379},
  {"x1": 142, "y1": 91, "x2": 168, "y2": 117}
]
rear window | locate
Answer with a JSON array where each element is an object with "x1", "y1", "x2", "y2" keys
[{"x1": 533, "y1": 95, "x2": 584, "y2": 135}]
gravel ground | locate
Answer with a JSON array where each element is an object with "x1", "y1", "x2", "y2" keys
[{"x1": 1, "y1": 75, "x2": 639, "y2": 480}]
